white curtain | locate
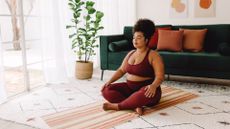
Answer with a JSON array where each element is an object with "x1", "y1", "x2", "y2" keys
[
  {"x1": 0, "y1": 26, "x2": 7, "y2": 104},
  {"x1": 0, "y1": 0, "x2": 137, "y2": 103},
  {"x1": 96, "y1": 0, "x2": 136, "y2": 35},
  {"x1": 94, "y1": 0, "x2": 137, "y2": 66},
  {"x1": 39, "y1": 0, "x2": 75, "y2": 83},
  {"x1": 38, "y1": 0, "x2": 136, "y2": 82}
]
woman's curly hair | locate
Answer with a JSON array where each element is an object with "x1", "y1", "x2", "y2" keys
[{"x1": 133, "y1": 19, "x2": 155, "y2": 43}]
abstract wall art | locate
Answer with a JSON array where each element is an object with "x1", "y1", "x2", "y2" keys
[
  {"x1": 194, "y1": 0, "x2": 216, "y2": 17},
  {"x1": 169, "y1": 0, "x2": 188, "y2": 18}
]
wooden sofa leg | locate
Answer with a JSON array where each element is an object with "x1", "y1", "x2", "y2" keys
[
  {"x1": 167, "y1": 74, "x2": 170, "y2": 80},
  {"x1": 101, "y1": 70, "x2": 104, "y2": 81}
]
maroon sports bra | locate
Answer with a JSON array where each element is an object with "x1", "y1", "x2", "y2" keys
[{"x1": 126, "y1": 50, "x2": 155, "y2": 78}]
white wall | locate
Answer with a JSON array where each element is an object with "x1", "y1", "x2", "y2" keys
[{"x1": 137, "y1": 0, "x2": 230, "y2": 25}]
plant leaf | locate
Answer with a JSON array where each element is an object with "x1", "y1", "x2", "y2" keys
[
  {"x1": 98, "y1": 26, "x2": 104, "y2": 30},
  {"x1": 96, "y1": 11, "x2": 104, "y2": 19},
  {"x1": 75, "y1": 0, "x2": 80, "y2": 3},
  {"x1": 68, "y1": 3, "x2": 75, "y2": 8},
  {"x1": 86, "y1": 1, "x2": 95, "y2": 7},
  {"x1": 69, "y1": 33, "x2": 76, "y2": 39},
  {"x1": 87, "y1": 7, "x2": 96, "y2": 14},
  {"x1": 66, "y1": 25, "x2": 75, "y2": 29}
]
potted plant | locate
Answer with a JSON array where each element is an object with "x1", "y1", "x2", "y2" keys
[{"x1": 66, "y1": 0, "x2": 104, "y2": 79}]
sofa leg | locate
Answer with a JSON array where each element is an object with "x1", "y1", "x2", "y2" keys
[
  {"x1": 101, "y1": 70, "x2": 104, "y2": 81},
  {"x1": 167, "y1": 74, "x2": 170, "y2": 80}
]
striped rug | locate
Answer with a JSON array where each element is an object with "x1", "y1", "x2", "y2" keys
[{"x1": 43, "y1": 85, "x2": 198, "y2": 129}]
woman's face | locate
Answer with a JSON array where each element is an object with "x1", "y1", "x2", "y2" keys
[{"x1": 133, "y1": 31, "x2": 147, "y2": 48}]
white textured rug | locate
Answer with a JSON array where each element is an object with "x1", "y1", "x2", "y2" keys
[{"x1": 0, "y1": 69, "x2": 230, "y2": 129}]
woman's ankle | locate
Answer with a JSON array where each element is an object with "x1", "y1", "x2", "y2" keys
[
  {"x1": 103, "y1": 102, "x2": 119, "y2": 111},
  {"x1": 135, "y1": 107, "x2": 143, "y2": 115}
]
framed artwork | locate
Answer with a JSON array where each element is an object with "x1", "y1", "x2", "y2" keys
[
  {"x1": 169, "y1": 0, "x2": 188, "y2": 18},
  {"x1": 194, "y1": 0, "x2": 216, "y2": 17}
]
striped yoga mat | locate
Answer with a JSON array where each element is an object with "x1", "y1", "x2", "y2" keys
[{"x1": 43, "y1": 85, "x2": 198, "y2": 129}]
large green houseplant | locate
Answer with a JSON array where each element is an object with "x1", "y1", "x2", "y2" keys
[{"x1": 67, "y1": 0, "x2": 104, "y2": 79}]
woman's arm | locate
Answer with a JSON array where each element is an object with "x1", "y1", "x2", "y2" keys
[
  {"x1": 150, "y1": 51, "x2": 165, "y2": 88},
  {"x1": 145, "y1": 51, "x2": 165, "y2": 98}
]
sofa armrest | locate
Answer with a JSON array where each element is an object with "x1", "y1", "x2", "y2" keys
[{"x1": 100, "y1": 34, "x2": 125, "y2": 70}]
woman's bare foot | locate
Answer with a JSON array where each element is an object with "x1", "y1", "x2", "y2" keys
[
  {"x1": 135, "y1": 107, "x2": 143, "y2": 115},
  {"x1": 103, "y1": 102, "x2": 119, "y2": 111}
]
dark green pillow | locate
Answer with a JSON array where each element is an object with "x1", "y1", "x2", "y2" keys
[
  {"x1": 218, "y1": 42, "x2": 230, "y2": 56},
  {"x1": 108, "y1": 40, "x2": 129, "y2": 52}
]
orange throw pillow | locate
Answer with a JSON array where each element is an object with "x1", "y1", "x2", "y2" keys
[
  {"x1": 148, "y1": 27, "x2": 171, "y2": 49},
  {"x1": 157, "y1": 30, "x2": 184, "y2": 52},
  {"x1": 180, "y1": 28, "x2": 207, "y2": 52}
]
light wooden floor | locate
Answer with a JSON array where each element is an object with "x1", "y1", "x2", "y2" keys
[{"x1": 4, "y1": 68, "x2": 45, "y2": 97}]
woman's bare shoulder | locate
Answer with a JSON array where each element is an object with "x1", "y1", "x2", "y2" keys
[
  {"x1": 126, "y1": 49, "x2": 135, "y2": 57},
  {"x1": 149, "y1": 50, "x2": 160, "y2": 57},
  {"x1": 129, "y1": 49, "x2": 136, "y2": 54}
]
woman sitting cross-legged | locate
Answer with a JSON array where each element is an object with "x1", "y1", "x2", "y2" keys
[{"x1": 101, "y1": 19, "x2": 165, "y2": 115}]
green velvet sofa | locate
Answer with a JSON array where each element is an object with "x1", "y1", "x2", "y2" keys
[{"x1": 100, "y1": 24, "x2": 230, "y2": 80}]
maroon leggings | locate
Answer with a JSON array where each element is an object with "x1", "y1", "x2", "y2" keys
[{"x1": 101, "y1": 79, "x2": 161, "y2": 110}]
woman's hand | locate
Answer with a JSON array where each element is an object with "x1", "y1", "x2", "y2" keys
[
  {"x1": 101, "y1": 82, "x2": 111, "y2": 91},
  {"x1": 144, "y1": 85, "x2": 156, "y2": 98}
]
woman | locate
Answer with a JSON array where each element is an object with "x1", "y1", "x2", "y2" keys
[{"x1": 101, "y1": 19, "x2": 164, "y2": 115}]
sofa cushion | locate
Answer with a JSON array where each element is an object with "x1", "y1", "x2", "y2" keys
[
  {"x1": 148, "y1": 27, "x2": 171, "y2": 49},
  {"x1": 157, "y1": 30, "x2": 184, "y2": 52},
  {"x1": 180, "y1": 28, "x2": 207, "y2": 52},
  {"x1": 173, "y1": 24, "x2": 230, "y2": 52},
  {"x1": 108, "y1": 40, "x2": 129, "y2": 52},
  {"x1": 218, "y1": 42, "x2": 230, "y2": 56},
  {"x1": 159, "y1": 51, "x2": 230, "y2": 72}
]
